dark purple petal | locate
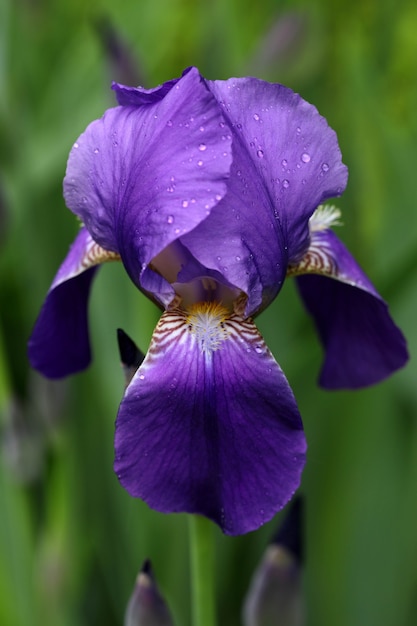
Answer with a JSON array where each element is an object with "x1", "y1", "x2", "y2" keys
[
  {"x1": 64, "y1": 67, "x2": 232, "y2": 308},
  {"x1": 181, "y1": 77, "x2": 347, "y2": 315},
  {"x1": 28, "y1": 228, "x2": 118, "y2": 378},
  {"x1": 114, "y1": 309, "x2": 306, "y2": 535},
  {"x1": 294, "y1": 230, "x2": 408, "y2": 388}
]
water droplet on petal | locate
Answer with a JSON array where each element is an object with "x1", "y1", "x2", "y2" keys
[
  {"x1": 167, "y1": 215, "x2": 174, "y2": 224},
  {"x1": 199, "y1": 143, "x2": 207, "y2": 151},
  {"x1": 301, "y1": 152, "x2": 310, "y2": 163},
  {"x1": 73, "y1": 142, "x2": 79, "y2": 149},
  {"x1": 296, "y1": 127, "x2": 301, "y2": 134},
  {"x1": 139, "y1": 374, "x2": 145, "y2": 380},
  {"x1": 282, "y1": 179, "x2": 290, "y2": 188},
  {"x1": 322, "y1": 162, "x2": 330, "y2": 172},
  {"x1": 182, "y1": 200, "x2": 189, "y2": 208},
  {"x1": 253, "y1": 113, "x2": 260, "y2": 121},
  {"x1": 257, "y1": 149, "x2": 264, "y2": 158},
  {"x1": 167, "y1": 119, "x2": 173, "y2": 127},
  {"x1": 255, "y1": 345, "x2": 263, "y2": 354},
  {"x1": 197, "y1": 160, "x2": 204, "y2": 166},
  {"x1": 235, "y1": 255, "x2": 241, "y2": 261},
  {"x1": 94, "y1": 148, "x2": 99, "y2": 154},
  {"x1": 281, "y1": 159, "x2": 288, "y2": 168},
  {"x1": 199, "y1": 126, "x2": 205, "y2": 132}
]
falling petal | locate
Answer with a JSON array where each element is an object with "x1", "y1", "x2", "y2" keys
[{"x1": 115, "y1": 306, "x2": 306, "y2": 535}]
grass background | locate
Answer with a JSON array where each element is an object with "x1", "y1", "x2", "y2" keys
[{"x1": 1, "y1": 0, "x2": 416, "y2": 624}]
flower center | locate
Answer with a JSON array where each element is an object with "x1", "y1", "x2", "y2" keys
[{"x1": 185, "y1": 301, "x2": 230, "y2": 353}]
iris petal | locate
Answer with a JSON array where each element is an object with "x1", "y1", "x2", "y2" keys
[
  {"x1": 63, "y1": 67, "x2": 232, "y2": 308},
  {"x1": 28, "y1": 227, "x2": 119, "y2": 378},
  {"x1": 181, "y1": 76, "x2": 348, "y2": 315},
  {"x1": 291, "y1": 229, "x2": 408, "y2": 388},
  {"x1": 114, "y1": 308, "x2": 306, "y2": 535}
]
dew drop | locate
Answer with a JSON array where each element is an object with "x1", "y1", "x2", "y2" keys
[
  {"x1": 321, "y1": 162, "x2": 330, "y2": 172},
  {"x1": 73, "y1": 142, "x2": 79, "y2": 149},
  {"x1": 282, "y1": 179, "x2": 290, "y2": 188},
  {"x1": 197, "y1": 160, "x2": 204, "y2": 166},
  {"x1": 296, "y1": 127, "x2": 301, "y2": 134},
  {"x1": 236, "y1": 123, "x2": 242, "y2": 130},
  {"x1": 257, "y1": 149, "x2": 264, "y2": 158},
  {"x1": 167, "y1": 119, "x2": 173, "y2": 127},
  {"x1": 216, "y1": 256, "x2": 222, "y2": 261},
  {"x1": 139, "y1": 374, "x2": 145, "y2": 380},
  {"x1": 167, "y1": 215, "x2": 174, "y2": 224},
  {"x1": 94, "y1": 148, "x2": 99, "y2": 154},
  {"x1": 301, "y1": 152, "x2": 310, "y2": 163},
  {"x1": 255, "y1": 345, "x2": 263, "y2": 354},
  {"x1": 281, "y1": 159, "x2": 288, "y2": 168},
  {"x1": 215, "y1": 194, "x2": 222, "y2": 201},
  {"x1": 253, "y1": 113, "x2": 260, "y2": 121},
  {"x1": 174, "y1": 227, "x2": 180, "y2": 234},
  {"x1": 236, "y1": 170, "x2": 242, "y2": 177},
  {"x1": 235, "y1": 255, "x2": 241, "y2": 262},
  {"x1": 182, "y1": 200, "x2": 189, "y2": 208},
  {"x1": 199, "y1": 126, "x2": 205, "y2": 132},
  {"x1": 199, "y1": 143, "x2": 207, "y2": 151}
]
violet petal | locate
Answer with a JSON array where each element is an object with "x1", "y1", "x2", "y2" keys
[
  {"x1": 63, "y1": 67, "x2": 233, "y2": 308},
  {"x1": 181, "y1": 76, "x2": 347, "y2": 315},
  {"x1": 28, "y1": 227, "x2": 118, "y2": 378},
  {"x1": 295, "y1": 230, "x2": 408, "y2": 388},
  {"x1": 114, "y1": 309, "x2": 306, "y2": 535}
]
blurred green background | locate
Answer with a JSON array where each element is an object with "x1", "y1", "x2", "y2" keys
[{"x1": 0, "y1": 0, "x2": 416, "y2": 624}]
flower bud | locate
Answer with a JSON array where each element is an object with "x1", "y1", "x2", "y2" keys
[
  {"x1": 243, "y1": 497, "x2": 305, "y2": 626},
  {"x1": 124, "y1": 560, "x2": 174, "y2": 626},
  {"x1": 94, "y1": 16, "x2": 144, "y2": 87},
  {"x1": 117, "y1": 329, "x2": 145, "y2": 387}
]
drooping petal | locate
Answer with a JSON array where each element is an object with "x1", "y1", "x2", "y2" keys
[
  {"x1": 290, "y1": 229, "x2": 408, "y2": 388},
  {"x1": 181, "y1": 76, "x2": 348, "y2": 315},
  {"x1": 28, "y1": 227, "x2": 119, "y2": 378},
  {"x1": 63, "y1": 67, "x2": 233, "y2": 308},
  {"x1": 114, "y1": 307, "x2": 306, "y2": 535}
]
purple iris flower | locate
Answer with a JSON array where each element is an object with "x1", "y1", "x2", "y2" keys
[{"x1": 28, "y1": 67, "x2": 407, "y2": 534}]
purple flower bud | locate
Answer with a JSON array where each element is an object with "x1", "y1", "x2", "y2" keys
[
  {"x1": 243, "y1": 498, "x2": 305, "y2": 626},
  {"x1": 124, "y1": 560, "x2": 174, "y2": 626}
]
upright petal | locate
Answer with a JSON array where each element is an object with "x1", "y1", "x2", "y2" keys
[
  {"x1": 181, "y1": 77, "x2": 347, "y2": 315},
  {"x1": 114, "y1": 307, "x2": 306, "y2": 535},
  {"x1": 28, "y1": 227, "x2": 119, "y2": 378},
  {"x1": 63, "y1": 67, "x2": 233, "y2": 308},
  {"x1": 290, "y1": 229, "x2": 408, "y2": 388}
]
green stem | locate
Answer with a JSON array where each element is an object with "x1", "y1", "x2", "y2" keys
[{"x1": 189, "y1": 515, "x2": 216, "y2": 626}]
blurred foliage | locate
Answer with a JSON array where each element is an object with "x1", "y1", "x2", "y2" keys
[{"x1": 0, "y1": 0, "x2": 416, "y2": 625}]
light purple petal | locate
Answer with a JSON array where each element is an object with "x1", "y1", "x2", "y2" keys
[
  {"x1": 64, "y1": 67, "x2": 232, "y2": 308},
  {"x1": 181, "y1": 77, "x2": 347, "y2": 315},
  {"x1": 28, "y1": 227, "x2": 119, "y2": 378},
  {"x1": 114, "y1": 309, "x2": 306, "y2": 535},
  {"x1": 293, "y1": 230, "x2": 408, "y2": 388}
]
